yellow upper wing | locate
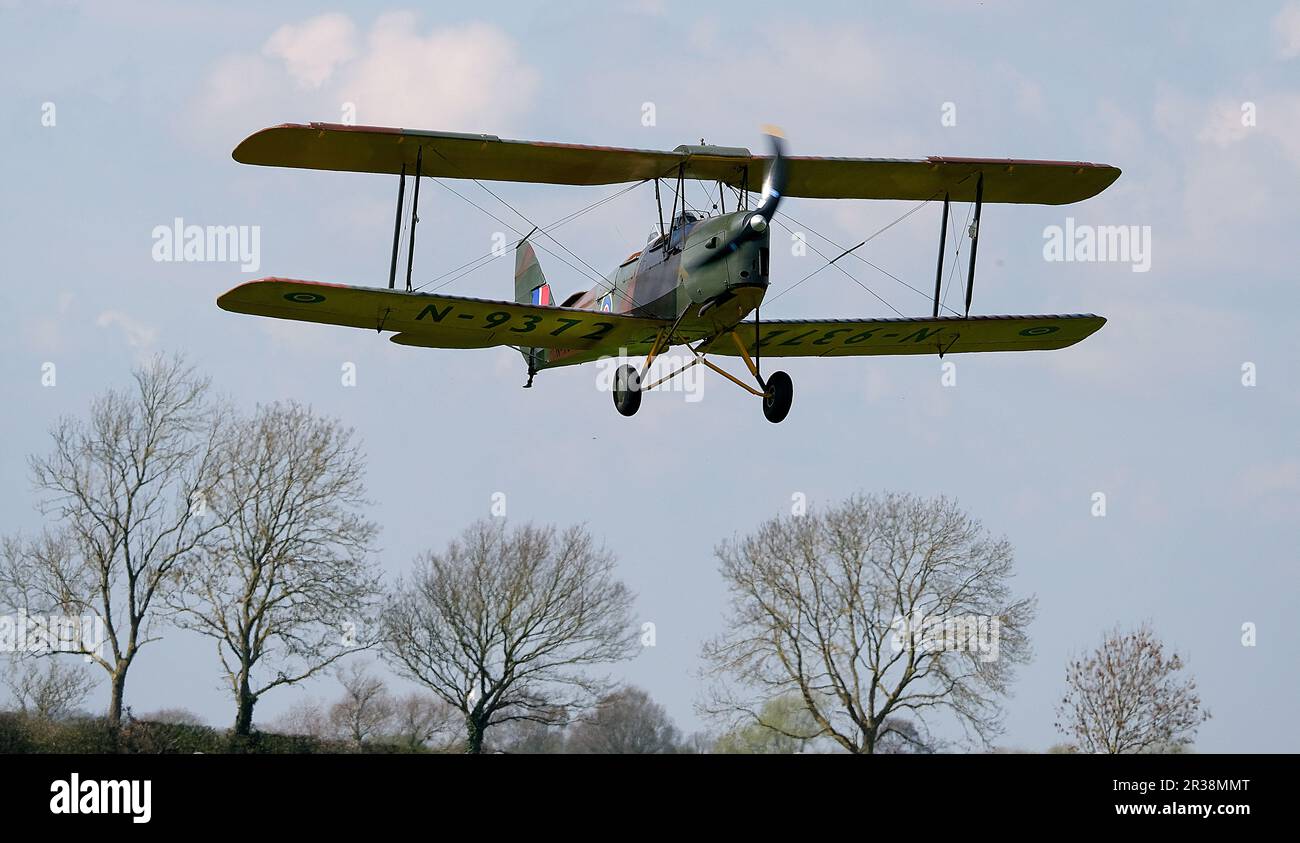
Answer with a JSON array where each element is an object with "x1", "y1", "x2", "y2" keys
[
  {"x1": 217, "y1": 278, "x2": 667, "y2": 352},
  {"x1": 234, "y1": 123, "x2": 1120, "y2": 205},
  {"x1": 701, "y1": 314, "x2": 1105, "y2": 357}
]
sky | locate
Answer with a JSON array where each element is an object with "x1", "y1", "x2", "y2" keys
[{"x1": 1, "y1": 0, "x2": 1297, "y2": 751}]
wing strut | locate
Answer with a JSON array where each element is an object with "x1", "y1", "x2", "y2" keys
[
  {"x1": 654, "y1": 178, "x2": 666, "y2": 239},
  {"x1": 663, "y1": 163, "x2": 685, "y2": 254},
  {"x1": 404, "y1": 146, "x2": 424, "y2": 291},
  {"x1": 932, "y1": 191, "x2": 949, "y2": 318},
  {"x1": 388, "y1": 163, "x2": 406, "y2": 289},
  {"x1": 964, "y1": 173, "x2": 983, "y2": 317}
]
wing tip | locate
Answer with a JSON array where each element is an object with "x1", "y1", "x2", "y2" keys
[
  {"x1": 232, "y1": 122, "x2": 368, "y2": 165},
  {"x1": 214, "y1": 276, "x2": 312, "y2": 311},
  {"x1": 232, "y1": 125, "x2": 300, "y2": 165}
]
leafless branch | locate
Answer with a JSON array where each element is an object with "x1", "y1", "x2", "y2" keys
[
  {"x1": 381, "y1": 520, "x2": 639, "y2": 753},
  {"x1": 700, "y1": 492, "x2": 1035, "y2": 753}
]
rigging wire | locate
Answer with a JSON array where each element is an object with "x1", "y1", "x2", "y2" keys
[
  {"x1": 764, "y1": 196, "x2": 937, "y2": 311},
  {"x1": 940, "y1": 199, "x2": 975, "y2": 314},
  {"x1": 657, "y1": 177, "x2": 697, "y2": 218},
  {"x1": 407, "y1": 159, "x2": 966, "y2": 323},
  {"x1": 770, "y1": 217, "x2": 905, "y2": 317},
  {"x1": 467, "y1": 178, "x2": 613, "y2": 286},
  {"x1": 426, "y1": 178, "x2": 601, "y2": 286},
  {"x1": 421, "y1": 144, "x2": 627, "y2": 296},
  {"x1": 413, "y1": 178, "x2": 647, "y2": 312},
  {"x1": 775, "y1": 204, "x2": 964, "y2": 317},
  {"x1": 413, "y1": 179, "x2": 644, "y2": 293}
]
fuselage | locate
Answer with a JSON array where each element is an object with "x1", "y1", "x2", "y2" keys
[{"x1": 566, "y1": 210, "x2": 771, "y2": 338}]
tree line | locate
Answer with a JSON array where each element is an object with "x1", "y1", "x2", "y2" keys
[{"x1": 0, "y1": 355, "x2": 1209, "y2": 753}]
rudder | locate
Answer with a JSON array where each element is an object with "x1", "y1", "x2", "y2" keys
[
  {"x1": 514, "y1": 239, "x2": 552, "y2": 383},
  {"x1": 515, "y1": 239, "x2": 553, "y2": 306}
]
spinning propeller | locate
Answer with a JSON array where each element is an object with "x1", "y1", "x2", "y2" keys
[{"x1": 695, "y1": 128, "x2": 788, "y2": 267}]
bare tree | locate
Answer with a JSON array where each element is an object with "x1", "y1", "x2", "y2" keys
[
  {"x1": 711, "y1": 694, "x2": 823, "y2": 754},
  {"x1": 701, "y1": 492, "x2": 1035, "y2": 754},
  {"x1": 134, "y1": 707, "x2": 206, "y2": 726},
  {"x1": 4, "y1": 658, "x2": 99, "y2": 720},
  {"x1": 389, "y1": 692, "x2": 459, "y2": 752},
  {"x1": 328, "y1": 662, "x2": 395, "y2": 748},
  {"x1": 566, "y1": 685, "x2": 682, "y2": 754},
  {"x1": 485, "y1": 712, "x2": 569, "y2": 754},
  {"x1": 271, "y1": 697, "x2": 329, "y2": 740},
  {"x1": 1055, "y1": 623, "x2": 1210, "y2": 754},
  {"x1": 679, "y1": 731, "x2": 715, "y2": 754},
  {"x1": 382, "y1": 520, "x2": 639, "y2": 754},
  {"x1": 875, "y1": 717, "x2": 935, "y2": 754},
  {"x1": 0, "y1": 354, "x2": 224, "y2": 727},
  {"x1": 168, "y1": 402, "x2": 381, "y2": 736}
]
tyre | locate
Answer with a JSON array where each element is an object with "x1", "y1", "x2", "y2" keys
[
  {"x1": 762, "y1": 370, "x2": 793, "y2": 423},
  {"x1": 613, "y1": 364, "x2": 642, "y2": 417}
]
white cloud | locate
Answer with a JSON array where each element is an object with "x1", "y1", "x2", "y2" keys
[
  {"x1": 339, "y1": 14, "x2": 538, "y2": 130},
  {"x1": 1263, "y1": 93, "x2": 1300, "y2": 171},
  {"x1": 255, "y1": 317, "x2": 345, "y2": 357},
  {"x1": 1136, "y1": 86, "x2": 1300, "y2": 281},
  {"x1": 686, "y1": 16, "x2": 720, "y2": 52},
  {"x1": 24, "y1": 292, "x2": 75, "y2": 354},
  {"x1": 263, "y1": 13, "x2": 357, "y2": 89},
  {"x1": 1232, "y1": 460, "x2": 1300, "y2": 518},
  {"x1": 191, "y1": 53, "x2": 284, "y2": 138},
  {"x1": 1194, "y1": 98, "x2": 1253, "y2": 147},
  {"x1": 1044, "y1": 294, "x2": 1251, "y2": 394},
  {"x1": 96, "y1": 310, "x2": 158, "y2": 348},
  {"x1": 628, "y1": 0, "x2": 668, "y2": 16},
  {"x1": 1275, "y1": 1, "x2": 1300, "y2": 58},
  {"x1": 188, "y1": 14, "x2": 538, "y2": 142},
  {"x1": 1016, "y1": 79, "x2": 1046, "y2": 119}
]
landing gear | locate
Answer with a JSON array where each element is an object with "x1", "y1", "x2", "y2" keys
[
  {"x1": 762, "y1": 371, "x2": 793, "y2": 423},
  {"x1": 615, "y1": 327, "x2": 795, "y2": 423},
  {"x1": 613, "y1": 364, "x2": 642, "y2": 416}
]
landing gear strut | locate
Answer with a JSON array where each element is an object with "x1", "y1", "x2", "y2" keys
[{"x1": 614, "y1": 328, "x2": 796, "y2": 424}]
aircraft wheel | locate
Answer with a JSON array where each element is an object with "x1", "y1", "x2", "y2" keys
[
  {"x1": 613, "y1": 364, "x2": 642, "y2": 417},
  {"x1": 762, "y1": 371, "x2": 793, "y2": 423}
]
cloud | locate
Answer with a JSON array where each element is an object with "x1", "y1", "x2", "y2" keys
[
  {"x1": 1170, "y1": 92, "x2": 1300, "y2": 164},
  {"x1": 1138, "y1": 86, "x2": 1300, "y2": 279},
  {"x1": 1275, "y1": 1, "x2": 1300, "y2": 58},
  {"x1": 188, "y1": 13, "x2": 538, "y2": 143},
  {"x1": 1263, "y1": 93, "x2": 1300, "y2": 171},
  {"x1": 254, "y1": 317, "x2": 345, "y2": 357},
  {"x1": 1044, "y1": 296, "x2": 1250, "y2": 392},
  {"x1": 627, "y1": 0, "x2": 668, "y2": 17},
  {"x1": 1231, "y1": 460, "x2": 1300, "y2": 519},
  {"x1": 1194, "y1": 97, "x2": 1254, "y2": 147},
  {"x1": 339, "y1": 14, "x2": 538, "y2": 129},
  {"x1": 96, "y1": 310, "x2": 158, "y2": 348},
  {"x1": 24, "y1": 293, "x2": 75, "y2": 354},
  {"x1": 263, "y1": 13, "x2": 357, "y2": 89}
]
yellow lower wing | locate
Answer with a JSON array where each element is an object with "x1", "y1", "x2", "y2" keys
[
  {"x1": 702, "y1": 314, "x2": 1105, "y2": 357},
  {"x1": 217, "y1": 278, "x2": 667, "y2": 352}
]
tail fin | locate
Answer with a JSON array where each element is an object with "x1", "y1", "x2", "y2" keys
[
  {"x1": 515, "y1": 239, "x2": 553, "y2": 306},
  {"x1": 514, "y1": 239, "x2": 551, "y2": 383}
]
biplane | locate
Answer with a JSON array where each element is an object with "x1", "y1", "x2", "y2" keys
[{"x1": 217, "y1": 123, "x2": 1119, "y2": 423}]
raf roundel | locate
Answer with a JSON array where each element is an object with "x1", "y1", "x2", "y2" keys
[{"x1": 284, "y1": 292, "x2": 326, "y2": 304}]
